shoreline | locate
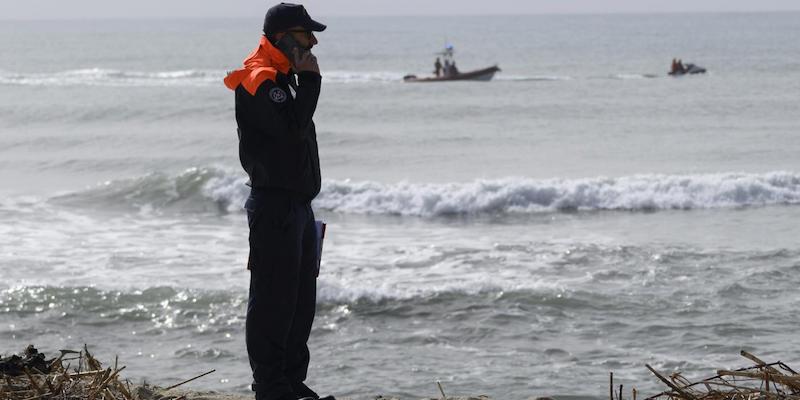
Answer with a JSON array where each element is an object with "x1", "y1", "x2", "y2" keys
[
  {"x1": 148, "y1": 390, "x2": 500, "y2": 400},
  {"x1": 2, "y1": 346, "x2": 798, "y2": 400}
]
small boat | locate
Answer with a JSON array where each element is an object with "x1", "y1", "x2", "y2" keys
[
  {"x1": 404, "y1": 43, "x2": 500, "y2": 83},
  {"x1": 403, "y1": 65, "x2": 501, "y2": 82},
  {"x1": 669, "y1": 63, "x2": 706, "y2": 76}
]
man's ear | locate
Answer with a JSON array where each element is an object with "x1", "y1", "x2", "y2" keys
[{"x1": 266, "y1": 32, "x2": 283, "y2": 45}]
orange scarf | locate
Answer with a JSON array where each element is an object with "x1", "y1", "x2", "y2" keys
[{"x1": 224, "y1": 36, "x2": 292, "y2": 95}]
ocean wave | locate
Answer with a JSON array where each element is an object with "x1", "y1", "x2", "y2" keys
[
  {"x1": 0, "y1": 69, "x2": 669, "y2": 87},
  {"x1": 50, "y1": 167, "x2": 240, "y2": 214},
  {"x1": 0, "y1": 286, "x2": 246, "y2": 330},
  {"x1": 497, "y1": 74, "x2": 660, "y2": 81},
  {"x1": 0, "y1": 68, "x2": 222, "y2": 87},
  {"x1": 316, "y1": 172, "x2": 800, "y2": 216},
  {"x1": 496, "y1": 75, "x2": 573, "y2": 82},
  {"x1": 47, "y1": 168, "x2": 800, "y2": 216},
  {"x1": 324, "y1": 70, "x2": 406, "y2": 83},
  {"x1": 605, "y1": 73, "x2": 660, "y2": 80},
  {"x1": 0, "y1": 68, "x2": 410, "y2": 87},
  {"x1": 0, "y1": 283, "x2": 589, "y2": 316},
  {"x1": 3, "y1": 244, "x2": 798, "y2": 309}
]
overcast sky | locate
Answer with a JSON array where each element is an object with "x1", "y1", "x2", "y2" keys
[{"x1": 2, "y1": 0, "x2": 800, "y2": 19}]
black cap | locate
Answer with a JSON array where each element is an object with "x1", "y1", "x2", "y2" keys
[{"x1": 263, "y1": 3, "x2": 326, "y2": 35}]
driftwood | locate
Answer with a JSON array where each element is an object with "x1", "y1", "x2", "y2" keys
[
  {"x1": 0, "y1": 345, "x2": 214, "y2": 400},
  {"x1": 613, "y1": 351, "x2": 800, "y2": 400}
]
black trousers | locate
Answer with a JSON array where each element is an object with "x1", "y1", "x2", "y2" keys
[{"x1": 245, "y1": 189, "x2": 318, "y2": 400}]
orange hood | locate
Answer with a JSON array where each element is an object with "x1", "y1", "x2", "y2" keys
[{"x1": 224, "y1": 36, "x2": 292, "y2": 95}]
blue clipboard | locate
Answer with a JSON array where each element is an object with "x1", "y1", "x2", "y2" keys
[{"x1": 314, "y1": 220, "x2": 326, "y2": 277}]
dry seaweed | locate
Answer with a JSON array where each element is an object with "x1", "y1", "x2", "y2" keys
[
  {"x1": 0, "y1": 345, "x2": 212, "y2": 400},
  {"x1": 0, "y1": 345, "x2": 51, "y2": 377},
  {"x1": 614, "y1": 351, "x2": 800, "y2": 400}
]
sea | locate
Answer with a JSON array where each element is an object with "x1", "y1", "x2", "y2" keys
[{"x1": 2, "y1": 12, "x2": 800, "y2": 399}]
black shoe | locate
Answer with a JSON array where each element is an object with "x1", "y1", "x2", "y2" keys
[
  {"x1": 256, "y1": 393, "x2": 297, "y2": 400},
  {"x1": 251, "y1": 384, "x2": 296, "y2": 400},
  {"x1": 292, "y1": 382, "x2": 318, "y2": 399},
  {"x1": 291, "y1": 383, "x2": 335, "y2": 400}
]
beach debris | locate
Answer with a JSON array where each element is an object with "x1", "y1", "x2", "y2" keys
[
  {"x1": 0, "y1": 344, "x2": 135, "y2": 400},
  {"x1": 372, "y1": 380, "x2": 491, "y2": 400},
  {"x1": 0, "y1": 345, "x2": 214, "y2": 400},
  {"x1": 426, "y1": 380, "x2": 490, "y2": 400},
  {"x1": 436, "y1": 380, "x2": 447, "y2": 400},
  {"x1": 162, "y1": 370, "x2": 216, "y2": 392},
  {"x1": 613, "y1": 351, "x2": 800, "y2": 400},
  {"x1": 0, "y1": 345, "x2": 51, "y2": 376}
]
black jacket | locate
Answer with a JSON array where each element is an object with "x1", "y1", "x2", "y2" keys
[{"x1": 234, "y1": 71, "x2": 322, "y2": 201}]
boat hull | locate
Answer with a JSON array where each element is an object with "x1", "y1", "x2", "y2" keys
[{"x1": 404, "y1": 66, "x2": 500, "y2": 82}]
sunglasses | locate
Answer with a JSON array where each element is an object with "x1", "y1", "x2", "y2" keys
[{"x1": 287, "y1": 29, "x2": 313, "y2": 38}]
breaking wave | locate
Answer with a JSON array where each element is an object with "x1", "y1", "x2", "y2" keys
[
  {"x1": 49, "y1": 168, "x2": 800, "y2": 216},
  {"x1": 315, "y1": 172, "x2": 800, "y2": 216}
]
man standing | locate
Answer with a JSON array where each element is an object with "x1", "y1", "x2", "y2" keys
[{"x1": 224, "y1": 4, "x2": 329, "y2": 400}]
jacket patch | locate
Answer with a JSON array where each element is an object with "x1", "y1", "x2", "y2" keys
[{"x1": 269, "y1": 87, "x2": 287, "y2": 103}]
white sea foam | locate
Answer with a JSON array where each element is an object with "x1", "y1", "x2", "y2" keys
[
  {"x1": 606, "y1": 73, "x2": 660, "y2": 80},
  {"x1": 496, "y1": 75, "x2": 573, "y2": 81},
  {"x1": 323, "y1": 70, "x2": 406, "y2": 83},
  {"x1": 0, "y1": 68, "x2": 409, "y2": 87},
  {"x1": 2, "y1": 69, "x2": 658, "y2": 87},
  {"x1": 313, "y1": 172, "x2": 800, "y2": 216},
  {"x1": 44, "y1": 168, "x2": 800, "y2": 216},
  {"x1": 200, "y1": 170, "x2": 800, "y2": 216},
  {"x1": 316, "y1": 274, "x2": 566, "y2": 304},
  {"x1": 0, "y1": 68, "x2": 222, "y2": 87}
]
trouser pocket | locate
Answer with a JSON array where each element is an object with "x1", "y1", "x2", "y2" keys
[{"x1": 246, "y1": 194, "x2": 296, "y2": 271}]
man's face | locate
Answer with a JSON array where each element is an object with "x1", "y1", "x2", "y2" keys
[{"x1": 286, "y1": 25, "x2": 318, "y2": 50}]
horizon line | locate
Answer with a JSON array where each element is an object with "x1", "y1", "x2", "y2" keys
[{"x1": 2, "y1": 9, "x2": 800, "y2": 21}]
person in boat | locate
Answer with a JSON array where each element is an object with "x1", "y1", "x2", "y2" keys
[
  {"x1": 434, "y1": 57, "x2": 442, "y2": 77},
  {"x1": 671, "y1": 58, "x2": 688, "y2": 74},
  {"x1": 450, "y1": 61, "x2": 459, "y2": 75},
  {"x1": 443, "y1": 59, "x2": 451, "y2": 77}
]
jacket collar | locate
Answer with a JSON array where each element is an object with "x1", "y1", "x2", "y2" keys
[
  {"x1": 245, "y1": 36, "x2": 292, "y2": 75},
  {"x1": 224, "y1": 36, "x2": 292, "y2": 94}
]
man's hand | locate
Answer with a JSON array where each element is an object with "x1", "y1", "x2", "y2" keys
[{"x1": 292, "y1": 48, "x2": 320, "y2": 75}]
